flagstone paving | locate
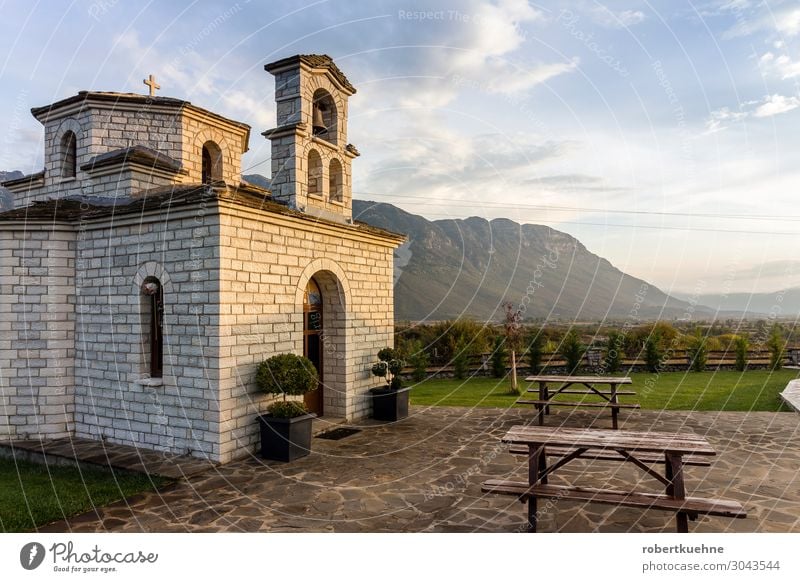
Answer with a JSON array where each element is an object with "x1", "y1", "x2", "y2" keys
[
  {"x1": 37, "y1": 407, "x2": 800, "y2": 533},
  {"x1": 1, "y1": 437, "x2": 215, "y2": 479}
]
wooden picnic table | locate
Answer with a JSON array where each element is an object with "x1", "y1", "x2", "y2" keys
[
  {"x1": 482, "y1": 425, "x2": 745, "y2": 533},
  {"x1": 518, "y1": 375, "x2": 638, "y2": 429}
]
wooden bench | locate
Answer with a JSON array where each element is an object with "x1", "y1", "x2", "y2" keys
[
  {"x1": 481, "y1": 479, "x2": 747, "y2": 526},
  {"x1": 548, "y1": 390, "x2": 636, "y2": 396},
  {"x1": 483, "y1": 425, "x2": 743, "y2": 532},
  {"x1": 517, "y1": 399, "x2": 641, "y2": 427},
  {"x1": 522, "y1": 375, "x2": 637, "y2": 429},
  {"x1": 517, "y1": 399, "x2": 640, "y2": 410},
  {"x1": 507, "y1": 444, "x2": 712, "y2": 467}
]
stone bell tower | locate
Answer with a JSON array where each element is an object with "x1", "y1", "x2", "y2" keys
[{"x1": 264, "y1": 55, "x2": 359, "y2": 223}]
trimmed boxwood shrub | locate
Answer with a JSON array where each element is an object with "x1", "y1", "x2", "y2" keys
[
  {"x1": 372, "y1": 347, "x2": 405, "y2": 389},
  {"x1": 256, "y1": 353, "x2": 318, "y2": 417}
]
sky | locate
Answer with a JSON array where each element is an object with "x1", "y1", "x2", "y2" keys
[{"x1": 1, "y1": 0, "x2": 799, "y2": 296}]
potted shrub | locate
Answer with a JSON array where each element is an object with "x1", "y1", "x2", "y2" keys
[
  {"x1": 255, "y1": 353, "x2": 319, "y2": 462},
  {"x1": 369, "y1": 347, "x2": 411, "y2": 421}
]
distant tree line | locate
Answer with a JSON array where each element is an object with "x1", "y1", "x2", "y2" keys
[{"x1": 393, "y1": 319, "x2": 795, "y2": 380}]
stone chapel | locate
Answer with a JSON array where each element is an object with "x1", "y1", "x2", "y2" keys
[{"x1": 0, "y1": 55, "x2": 404, "y2": 463}]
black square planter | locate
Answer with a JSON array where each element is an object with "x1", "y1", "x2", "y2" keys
[
  {"x1": 369, "y1": 386, "x2": 411, "y2": 421},
  {"x1": 256, "y1": 413, "x2": 315, "y2": 462}
]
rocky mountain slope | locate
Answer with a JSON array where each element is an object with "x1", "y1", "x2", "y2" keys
[{"x1": 352, "y1": 200, "x2": 703, "y2": 322}]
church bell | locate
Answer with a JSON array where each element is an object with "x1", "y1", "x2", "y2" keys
[{"x1": 312, "y1": 103, "x2": 327, "y2": 136}]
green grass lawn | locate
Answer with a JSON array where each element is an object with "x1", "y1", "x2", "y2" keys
[
  {"x1": 410, "y1": 369, "x2": 799, "y2": 412},
  {"x1": 0, "y1": 458, "x2": 167, "y2": 532}
]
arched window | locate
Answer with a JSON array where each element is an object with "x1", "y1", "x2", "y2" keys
[
  {"x1": 329, "y1": 159, "x2": 343, "y2": 203},
  {"x1": 141, "y1": 277, "x2": 164, "y2": 378},
  {"x1": 311, "y1": 89, "x2": 337, "y2": 144},
  {"x1": 60, "y1": 131, "x2": 77, "y2": 178},
  {"x1": 201, "y1": 141, "x2": 223, "y2": 184},
  {"x1": 308, "y1": 149, "x2": 323, "y2": 197}
]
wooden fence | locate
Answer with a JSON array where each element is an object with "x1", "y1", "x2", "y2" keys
[{"x1": 404, "y1": 348, "x2": 800, "y2": 377}]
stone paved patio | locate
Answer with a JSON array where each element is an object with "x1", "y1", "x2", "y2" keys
[
  {"x1": 37, "y1": 407, "x2": 800, "y2": 533},
  {"x1": 0, "y1": 437, "x2": 215, "y2": 480}
]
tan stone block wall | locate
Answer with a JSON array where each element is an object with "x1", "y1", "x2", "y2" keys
[
  {"x1": 0, "y1": 226, "x2": 76, "y2": 438},
  {"x1": 0, "y1": 201, "x2": 397, "y2": 464},
  {"x1": 269, "y1": 67, "x2": 354, "y2": 221},
  {"x1": 71, "y1": 204, "x2": 223, "y2": 460},
  {"x1": 16, "y1": 103, "x2": 248, "y2": 208},
  {"x1": 216, "y1": 206, "x2": 395, "y2": 463},
  {"x1": 180, "y1": 117, "x2": 246, "y2": 185}
]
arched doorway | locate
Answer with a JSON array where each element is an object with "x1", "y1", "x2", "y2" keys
[{"x1": 303, "y1": 278, "x2": 324, "y2": 414}]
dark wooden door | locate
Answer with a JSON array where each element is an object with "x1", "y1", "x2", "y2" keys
[{"x1": 303, "y1": 279, "x2": 323, "y2": 415}]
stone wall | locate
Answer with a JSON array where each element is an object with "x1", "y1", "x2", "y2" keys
[
  {"x1": 0, "y1": 198, "x2": 400, "y2": 463},
  {"x1": 268, "y1": 65, "x2": 354, "y2": 222},
  {"x1": 71, "y1": 203, "x2": 222, "y2": 459},
  {"x1": 216, "y1": 203, "x2": 397, "y2": 463},
  {"x1": 181, "y1": 113, "x2": 245, "y2": 185},
  {"x1": 11, "y1": 101, "x2": 248, "y2": 208},
  {"x1": 0, "y1": 225, "x2": 76, "y2": 439}
]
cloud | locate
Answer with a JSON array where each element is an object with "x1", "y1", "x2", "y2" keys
[
  {"x1": 592, "y1": 6, "x2": 647, "y2": 28},
  {"x1": 522, "y1": 173, "x2": 628, "y2": 192},
  {"x1": 753, "y1": 94, "x2": 800, "y2": 117},
  {"x1": 758, "y1": 51, "x2": 800, "y2": 79},
  {"x1": 717, "y1": 3, "x2": 800, "y2": 40},
  {"x1": 453, "y1": 0, "x2": 542, "y2": 62},
  {"x1": 704, "y1": 93, "x2": 799, "y2": 132},
  {"x1": 776, "y1": 8, "x2": 800, "y2": 36},
  {"x1": 484, "y1": 57, "x2": 580, "y2": 94},
  {"x1": 703, "y1": 106, "x2": 747, "y2": 134},
  {"x1": 367, "y1": 0, "x2": 573, "y2": 108},
  {"x1": 360, "y1": 130, "x2": 579, "y2": 200}
]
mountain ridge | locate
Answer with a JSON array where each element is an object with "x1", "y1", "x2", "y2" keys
[{"x1": 352, "y1": 199, "x2": 706, "y2": 322}]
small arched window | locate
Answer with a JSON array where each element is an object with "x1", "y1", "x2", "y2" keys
[
  {"x1": 201, "y1": 141, "x2": 223, "y2": 184},
  {"x1": 329, "y1": 158, "x2": 343, "y2": 203},
  {"x1": 304, "y1": 278, "x2": 323, "y2": 307},
  {"x1": 308, "y1": 149, "x2": 323, "y2": 197},
  {"x1": 311, "y1": 89, "x2": 337, "y2": 144},
  {"x1": 61, "y1": 131, "x2": 77, "y2": 178},
  {"x1": 141, "y1": 277, "x2": 164, "y2": 378}
]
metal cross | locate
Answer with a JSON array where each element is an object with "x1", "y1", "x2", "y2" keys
[{"x1": 143, "y1": 74, "x2": 160, "y2": 97}]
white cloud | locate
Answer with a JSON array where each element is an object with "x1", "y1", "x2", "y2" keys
[
  {"x1": 485, "y1": 57, "x2": 580, "y2": 94},
  {"x1": 592, "y1": 7, "x2": 647, "y2": 28},
  {"x1": 703, "y1": 106, "x2": 747, "y2": 134},
  {"x1": 218, "y1": 89, "x2": 275, "y2": 129},
  {"x1": 704, "y1": 93, "x2": 800, "y2": 132},
  {"x1": 753, "y1": 94, "x2": 800, "y2": 117},
  {"x1": 758, "y1": 50, "x2": 800, "y2": 79},
  {"x1": 720, "y1": 5, "x2": 800, "y2": 39},
  {"x1": 442, "y1": 0, "x2": 570, "y2": 98},
  {"x1": 356, "y1": 0, "x2": 576, "y2": 112},
  {"x1": 776, "y1": 8, "x2": 800, "y2": 36}
]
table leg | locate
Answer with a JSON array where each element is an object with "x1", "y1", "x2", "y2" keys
[
  {"x1": 537, "y1": 382, "x2": 546, "y2": 425},
  {"x1": 538, "y1": 449, "x2": 548, "y2": 485},
  {"x1": 610, "y1": 384, "x2": 619, "y2": 430},
  {"x1": 542, "y1": 382, "x2": 550, "y2": 415},
  {"x1": 665, "y1": 453, "x2": 689, "y2": 533},
  {"x1": 527, "y1": 444, "x2": 543, "y2": 533}
]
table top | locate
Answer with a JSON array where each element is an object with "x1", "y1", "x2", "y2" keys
[
  {"x1": 501, "y1": 425, "x2": 716, "y2": 456},
  {"x1": 524, "y1": 375, "x2": 632, "y2": 384}
]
